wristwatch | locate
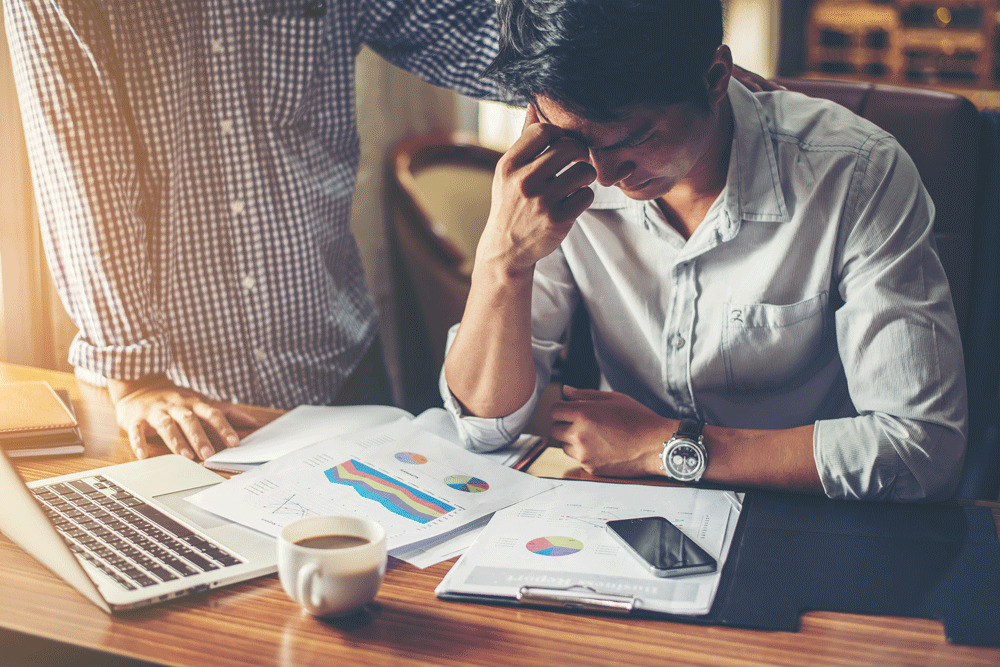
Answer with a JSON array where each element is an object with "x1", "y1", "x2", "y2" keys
[{"x1": 660, "y1": 419, "x2": 708, "y2": 482}]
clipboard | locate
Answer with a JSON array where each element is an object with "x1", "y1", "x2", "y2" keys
[
  {"x1": 438, "y1": 488, "x2": 1000, "y2": 646},
  {"x1": 436, "y1": 481, "x2": 741, "y2": 617}
]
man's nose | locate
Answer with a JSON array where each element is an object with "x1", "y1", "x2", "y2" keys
[{"x1": 589, "y1": 152, "x2": 634, "y2": 187}]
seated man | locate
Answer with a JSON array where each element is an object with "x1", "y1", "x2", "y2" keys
[{"x1": 441, "y1": 0, "x2": 967, "y2": 501}]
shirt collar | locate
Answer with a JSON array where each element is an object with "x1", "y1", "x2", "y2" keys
[
  {"x1": 725, "y1": 78, "x2": 789, "y2": 225},
  {"x1": 584, "y1": 79, "x2": 790, "y2": 228}
]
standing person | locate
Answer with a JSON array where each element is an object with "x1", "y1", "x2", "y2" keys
[
  {"x1": 442, "y1": 0, "x2": 967, "y2": 501},
  {"x1": 4, "y1": 0, "x2": 501, "y2": 461}
]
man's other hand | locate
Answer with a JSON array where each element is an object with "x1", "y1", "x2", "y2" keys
[
  {"x1": 550, "y1": 386, "x2": 676, "y2": 478},
  {"x1": 108, "y1": 375, "x2": 259, "y2": 461},
  {"x1": 731, "y1": 64, "x2": 786, "y2": 93}
]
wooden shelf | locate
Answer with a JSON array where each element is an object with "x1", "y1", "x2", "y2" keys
[{"x1": 803, "y1": 0, "x2": 1000, "y2": 110}]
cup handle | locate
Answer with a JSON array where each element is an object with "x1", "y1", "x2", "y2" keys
[{"x1": 297, "y1": 562, "x2": 322, "y2": 613}]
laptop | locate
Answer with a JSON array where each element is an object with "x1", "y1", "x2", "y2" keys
[{"x1": 0, "y1": 450, "x2": 277, "y2": 613}]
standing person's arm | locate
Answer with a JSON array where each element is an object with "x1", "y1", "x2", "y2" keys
[
  {"x1": 358, "y1": 0, "x2": 502, "y2": 99},
  {"x1": 358, "y1": 0, "x2": 780, "y2": 101},
  {"x1": 4, "y1": 0, "x2": 253, "y2": 461}
]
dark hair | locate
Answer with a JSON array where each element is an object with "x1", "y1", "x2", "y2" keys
[{"x1": 484, "y1": 0, "x2": 724, "y2": 120}]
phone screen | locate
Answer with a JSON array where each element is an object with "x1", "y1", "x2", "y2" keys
[{"x1": 606, "y1": 516, "x2": 717, "y2": 578}]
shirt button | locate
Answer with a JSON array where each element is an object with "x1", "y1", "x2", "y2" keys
[
  {"x1": 672, "y1": 335, "x2": 686, "y2": 349},
  {"x1": 230, "y1": 200, "x2": 245, "y2": 215},
  {"x1": 211, "y1": 38, "x2": 224, "y2": 54},
  {"x1": 241, "y1": 275, "x2": 256, "y2": 290},
  {"x1": 220, "y1": 119, "x2": 234, "y2": 135},
  {"x1": 254, "y1": 348, "x2": 267, "y2": 362}
]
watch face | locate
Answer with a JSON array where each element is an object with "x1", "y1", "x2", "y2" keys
[{"x1": 668, "y1": 441, "x2": 704, "y2": 479}]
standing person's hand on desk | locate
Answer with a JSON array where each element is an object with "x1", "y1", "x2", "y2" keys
[{"x1": 108, "y1": 375, "x2": 259, "y2": 461}]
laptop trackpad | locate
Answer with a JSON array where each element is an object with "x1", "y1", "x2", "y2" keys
[{"x1": 154, "y1": 485, "x2": 230, "y2": 531}]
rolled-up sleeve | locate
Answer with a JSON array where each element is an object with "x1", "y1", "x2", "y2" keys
[
  {"x1": 5, "y1": 0, "x2": 172, "y2": 381},
  {"x1": 439, "y1": 325, "x2": 543, "y2": 453},
  {"x1": 814, "y1": 137, "x2": 967, "y2": 502}
]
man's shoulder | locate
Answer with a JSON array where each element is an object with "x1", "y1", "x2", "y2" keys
[{"x1": 757, "y1": 88, "x2": 896, "y2": 156}]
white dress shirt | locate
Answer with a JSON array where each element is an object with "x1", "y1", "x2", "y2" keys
[{"x1": 442, "y1": 80, "x2": 967, "y2": 502}]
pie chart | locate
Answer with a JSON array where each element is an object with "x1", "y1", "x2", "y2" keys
[
  {"x1": 526, "y1": 536, "x2": 584, "y2": 557},
  {"x1": 444, "y1": 475, "x2": 489, "y2": 492},
  {"x1": 394, "y1": 451, "x2": 428, "y2": 465}
]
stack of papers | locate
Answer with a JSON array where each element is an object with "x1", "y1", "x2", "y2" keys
[
  {"x1": 191, "y1": 400, "x2": 738, "y2": 609},
  {"x1": 436, "y1": 480, "x2": 740, "y2": 616},
  {"x1": 204, "y1": 405, "x2": 414, "y2": 472},
  {"x1": 205, "y1": 405, "x2": 541, "y2": 472}
]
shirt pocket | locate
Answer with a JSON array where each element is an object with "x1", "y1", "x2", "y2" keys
[
  {"x1": 722, "y1": 292, "x2": 828, "y2": 395},
  {"x1": 258, "y1": 5, "x2": 330, "y2": 127}
]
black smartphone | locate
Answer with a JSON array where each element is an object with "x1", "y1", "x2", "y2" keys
[{"x1": 605, "y1": 516, "x2": 717, "y2": 578}]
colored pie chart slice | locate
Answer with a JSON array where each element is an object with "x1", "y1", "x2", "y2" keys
[
  {"x1": 444, "y1": 475, "x2": 489, "y2": 492},
  {"x1": 394, "y1": 451, "x2": 428, "y2": 465},
  {"x1": 526, "y1": 536, "x2": 583, "y2": 557}
]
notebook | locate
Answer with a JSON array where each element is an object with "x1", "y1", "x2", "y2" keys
[
  {"x1": 0, "y1": 450, "x2": 277, "y2": 613},
  {"x1": 2, "y1": 389, "x2": 83, "y2": 458},
  {"x1": 0, "y1": 381, "x2": 82, "y2": 457}
]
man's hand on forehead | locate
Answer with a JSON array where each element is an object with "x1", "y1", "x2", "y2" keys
[{"x1": 473, "y1": 112, "x2": 596, "y2": 277}]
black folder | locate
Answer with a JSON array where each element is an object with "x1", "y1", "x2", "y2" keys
[{"x1": 692, "y1": 491, "x2": 1000, "y2": 646}]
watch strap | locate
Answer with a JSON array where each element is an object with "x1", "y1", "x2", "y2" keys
[{"x1": 675, "y1": 418, "x2": 705, "y2": 440}]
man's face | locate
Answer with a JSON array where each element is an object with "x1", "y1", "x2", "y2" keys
[{"x1": 533, "y1": 96, "x2": 718, "y2": 201}]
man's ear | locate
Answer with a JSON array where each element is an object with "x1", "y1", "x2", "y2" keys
[{"x1": 704, "y1": 45, "x2": 733, "y2": 108}]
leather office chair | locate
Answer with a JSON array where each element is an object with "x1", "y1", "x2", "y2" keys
[{"x1": 387, "y1": 133, "x2": 502, "y2": 413}]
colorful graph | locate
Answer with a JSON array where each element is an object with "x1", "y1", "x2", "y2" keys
[
  {"x1": 444, "y1": 475, "x2": 489, "y2": 493},
  {"x1": 394, "y1": 451, "x2": 428, "y2": 465},
  {"x1": 325, "y1": 460, "x2": 454, "y2": 524},
  {"x1": 526, "y1": 536, "x2": 583, "y2": 557}
]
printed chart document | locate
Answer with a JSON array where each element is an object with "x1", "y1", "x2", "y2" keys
[
  {"x1": 188, "y1": 420, "x2": 555, "y2": 562},
  {"x1": 436, "y1": 480, "x2": 740, "y2": 616}
]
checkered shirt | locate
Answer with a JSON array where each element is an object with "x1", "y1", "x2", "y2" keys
[{"x1": 4, "y1": 0, "x2": 498, "y2": 408}]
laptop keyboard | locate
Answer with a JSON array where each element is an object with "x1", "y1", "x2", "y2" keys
[{"x1": 32, "y1": 476, "x2": 244, "y2": 591}]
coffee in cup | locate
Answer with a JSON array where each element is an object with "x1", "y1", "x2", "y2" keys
[
  {"x1": 278, "y1": 515, "x2": 387, "y2": 617},
  {"x1": 294, "y1": 534, "x2": 371, "y2": 550}
]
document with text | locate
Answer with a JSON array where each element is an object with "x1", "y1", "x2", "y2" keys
[
  {"x1": 436, "y1": 480, "x2": 740, "y2": 616},
  {"x1": 188, "y1": 419, "x2": 555, "y2": 560}
]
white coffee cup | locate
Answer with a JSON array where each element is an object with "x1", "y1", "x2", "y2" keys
[{"x1": 278, "y1": 515, "x2": 387, "y2": 617}]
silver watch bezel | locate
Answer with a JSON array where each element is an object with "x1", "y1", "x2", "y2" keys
[{"x1": 660, "y1": 433, "x2": 707, "y2": 483}]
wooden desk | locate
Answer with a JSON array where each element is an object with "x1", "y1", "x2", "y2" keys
[{"x1": 2, "y1": 362, "x2": 999, "y2": 667}]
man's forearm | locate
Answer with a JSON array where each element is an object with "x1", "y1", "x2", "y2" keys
[
  {"x1": 444, "y1": 259, "x2": 537, "y2": 418},
  {"x1": 702, "y1": 423, "x2": 823, "y2": 494}
]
